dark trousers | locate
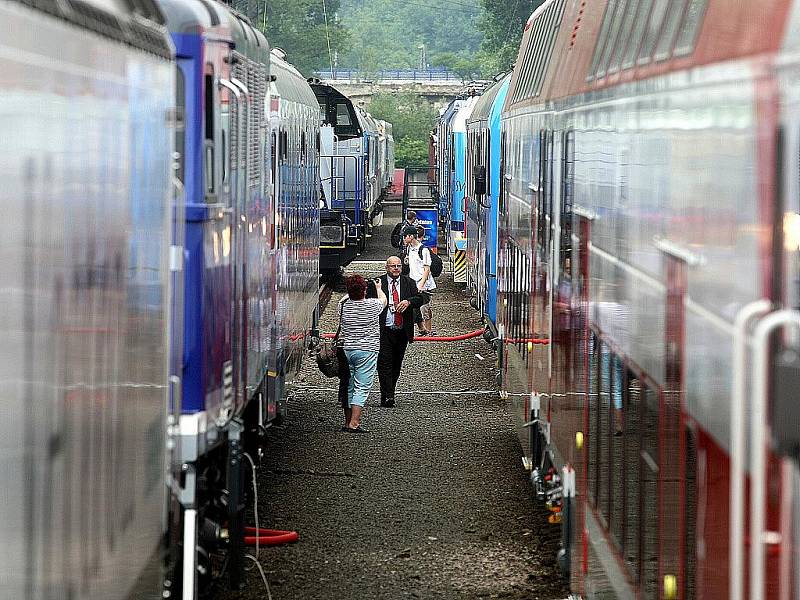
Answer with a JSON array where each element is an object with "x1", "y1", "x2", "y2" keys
[
  {"x1": 336, "y1": 347, "x2": 349, "y2": 408},
  {"x1": 378, "y1": 327, "x2": 409, "y2": 401}
]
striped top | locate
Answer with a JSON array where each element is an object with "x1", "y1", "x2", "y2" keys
[{"x1": 339, "y1": 297, "x2": 385, "y2": 353}]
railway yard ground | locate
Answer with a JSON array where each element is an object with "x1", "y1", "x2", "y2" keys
[{"x1": 216, "y1": 203, "x2": 570, "y2": 600}]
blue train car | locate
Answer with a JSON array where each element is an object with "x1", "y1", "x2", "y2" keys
[
  {"x1": 465, "y1": 75, "x2": 511, "y2": 331},
  {"x1": 436, "y1": 95, "x2": 479, "y2": 283},
  {"x1": 160, "y1": 1, "x2": 319, "y2": 595}
]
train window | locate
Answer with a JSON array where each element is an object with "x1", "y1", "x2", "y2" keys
[
  {"x1": 640, "y1": 385, "x2": 660, "y2": 596},
  {"x1": 271, "y1": 132, "x2": 277, "y2": 196},
  {"x1": 204, "y1": 70, "x2": 215, "y2": 197},
  {"x1": 500, "y1": 131, "x2": 507, "y2": 216},
  {"x1": 597, "y1": 342, "x2": 611, "y2": 526},
  {"x1": 684, "y1": 425, "x2": 698, "y2": 600},
  {"x1": 587, "y1": 0, "x2": 619, "y2": 79},
  {"x1": 607, "y1": 0, "x2": 642, "y2": 74},
  {"x1": 588, "y1": 333, "x2": 600, "y2": 506},
  {"x1": 335, "y1": 103, "x2": 351, "y2": 126},
  {"x1": 623, "y1": 373, "x2": 642, "y2": 582},
  {"x1": 609, "y1": 355, "x2": 625, "y2": 551},
  {"x1": 485, "y1": 131, "x2": 491, "y2": 197},
  {"x1": 622, "y1": 0, "x2": 653, "y2": 68},
  {"x1": 596, "y1": 0, "x2": 629, "y2": 79},
  {"x1": 654, "y1": 0, "x2": 688, "y2": 61},
  {"x1": 673, "y1": 0, "x2": 708, "y2": 57},
  {"x1": 559, "y1": 130, "x2": 574, "y2": 278},
  {"x1": 637, "y1": 0, "x2": 669, "y2": 65}
]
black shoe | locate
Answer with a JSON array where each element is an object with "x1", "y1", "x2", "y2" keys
[{"x1": 384, "y1": 398, "x2": 395, "y2": 408}]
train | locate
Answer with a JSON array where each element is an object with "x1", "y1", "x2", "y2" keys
[
  {"x1": 1, "y1": 0, "x2": 322, "y2": 597},
  {"x1": 453, "y1": 0, "x2": 800, "y2": 598},
  {"x1": 312, "y1": 80, "x2": 395, "y2": 274}
]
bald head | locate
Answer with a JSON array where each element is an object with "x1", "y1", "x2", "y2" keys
[{"x1": 386, "y1": 255, "x2": 402, "y2": 276}]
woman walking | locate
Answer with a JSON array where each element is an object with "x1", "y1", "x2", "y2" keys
[{"x1": 339, "y1": 274, "x2": 387, "y2": 432}]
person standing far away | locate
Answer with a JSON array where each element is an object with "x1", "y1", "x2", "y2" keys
[
  {"x1": 402, "y1": 226, "x2": 436, "y2": 335},
  {"x1": 338, "y1": 274, "x2": 387, "y2": 432},
  {"x1": 377, "y1": 256, "x2": 426, "y2": 408},
  {"x1": 391, "y1": 210, "x2": 417, "y2": 249}
]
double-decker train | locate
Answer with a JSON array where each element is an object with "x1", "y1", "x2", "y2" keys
[
  {"x1": 457, "y1": 0, "x2": 800, "y2": 597},
  {"x1": 312, "y1": 81, "x2": 395, "y2": 274},
  {"x1": 1, "y1": 0, "x2": 321, "y2": 597}
]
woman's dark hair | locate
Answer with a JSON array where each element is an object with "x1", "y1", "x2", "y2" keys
[{"x1": 345, "y1": 274, "x2": 367, "y2": 300}]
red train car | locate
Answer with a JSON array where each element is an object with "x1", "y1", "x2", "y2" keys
[{"x1": 494, "y1": 0, "x2": 800, "y2": 598}]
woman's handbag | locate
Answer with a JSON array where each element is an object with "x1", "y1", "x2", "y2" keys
[
  {"x1": 316, "y1": 338, "x2": 339, "y2": 378},
  {"x1": 316, "y1": 299, "x2": 346, "y2": 378}
]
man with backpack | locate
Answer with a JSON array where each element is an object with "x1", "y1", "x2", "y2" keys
[
  {"x1": 401, "y1": 226, "x2": 437, "y2": 336},
  {"x1": 391, "y1": 210, "x2": 416, "y2": 249}
]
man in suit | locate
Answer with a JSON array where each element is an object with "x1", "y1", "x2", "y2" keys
[{"x1": 377, "y1": 255, "x2": 425, "y2": 407}]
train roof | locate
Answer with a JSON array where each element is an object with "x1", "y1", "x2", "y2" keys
[
  {"x1": 439, "y1": 98, "x2": 466, "y2": 129},
  {"x1": 451, "y1": 96, "x2": 480, "y2": 134},
  {"x1": 158, "y1": 0, "x2": 269, "y2": 65},
  {"x1": 20, "y1": 0, "x2": 172, "y2": 58},
  {"x1": 468, "y1": 73, "x2": 511, "y2": 126},
  {"x1": 506, "y1": 0, "x2": 795, "y2": 111},
  {"x1": 271, "y1": 50, "x2": 318, "y2": 108}
]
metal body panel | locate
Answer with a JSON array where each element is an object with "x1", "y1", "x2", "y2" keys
[
  {"x1": 0, "y1": 3, "x2": 173, "y2": 598},
  {"x1": 267, "y1": 52, "x2": 321, "y2": 419},
  {"x1": 466, "y1": 76, "x2": 511, "y2": 327},
  {"x1": 498, "y1": 44, "x2": 787, "y2": 600}
]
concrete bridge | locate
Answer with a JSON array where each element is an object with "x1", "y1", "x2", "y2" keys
[{"x1": 317, "y1": 78, "x2": 470, "y2": 111}]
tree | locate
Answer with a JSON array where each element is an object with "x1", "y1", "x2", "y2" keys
[
  {"x1": 228, "y1": 0, "x2": 349, "y2": 76},
  {"x1": 337, "y1": 0, "x2": 482, "y2": 71},
  {"x1": 367, "y1": 92, "x2": 437, "y2": 167},
  {"x1": 477, "y1": 0, "x2": 545, "y2": 74}
]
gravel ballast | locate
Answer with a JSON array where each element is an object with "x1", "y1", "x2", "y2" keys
[{"x1": 216, "y1": 204, "x2": 570, "y2": 600}]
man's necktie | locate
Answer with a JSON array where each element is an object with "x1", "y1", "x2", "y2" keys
[{"x1": 392, "y1": 279, "x2": 402, "y2": 327}]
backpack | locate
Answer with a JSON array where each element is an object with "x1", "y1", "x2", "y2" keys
[
  {"x1": 419, "y1": 246, "x2": 443, "y2": 278},
  {"x1": 390, "y1": 222, "x2": 404, "y2": 249}
]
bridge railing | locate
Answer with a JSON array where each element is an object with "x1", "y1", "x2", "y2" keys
[{"x1": 314, "y1": 68, "x2": 462, "y2": 82}]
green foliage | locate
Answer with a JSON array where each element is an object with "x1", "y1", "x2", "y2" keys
[
  {"x1": 367, "y1": 92, "x2": 436, "y2": 167},
  {"x1": 477, "y1": 0, "x2": 545, "y2": 74},
  {"x1": 338, "y1": 0, "x2": 482, "y2": 71},
  {"x1": 394, "y1": 139, "x2": 430, "y2": 168},
  {"x1": 432, "y1": 52, "x2": 482, "y2": 81},
  {"x1": 230, "y1": 0, "x2": 349, "y2": 76}
]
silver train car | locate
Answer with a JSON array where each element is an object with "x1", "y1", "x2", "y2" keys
[{"x1": 0, "y1": 0, "x2": 174, "y2": 598}]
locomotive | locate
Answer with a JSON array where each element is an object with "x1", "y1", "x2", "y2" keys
[
  {"x1": 458, "y1": 0, "x2": 800, "y2": 598},
  {"x1": 1, "y1": 0, "x2": 322, "y2": 596},
  {"x1": 312, "y1": 81, "x2": 395, "y2": 274}
]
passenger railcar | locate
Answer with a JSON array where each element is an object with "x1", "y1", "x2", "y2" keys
[
  {"x1": 436, "y1": 97, "x2": 477, "y2": 282},
  {"x1": 0, "y1": 0, "x2": 174, "y2": 598},
  {"x1": 465, "y1": 74, "x2": 511, "y2": 330},
  {"x1": 312, "y1": 81, "x2": 392, "y2": 273},
  {"x1": 161, "y1": 1, "x2": 320, "y2": 595},
  {"x1": 267, "y1": 48, "x2": 323, "y2": 422},
  {"x1": 488, "y1": 0, "x2": 800, "y2": 598}
]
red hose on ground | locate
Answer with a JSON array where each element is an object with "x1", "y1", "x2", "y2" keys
[
  {"x1": 244, "y1": 526, "x2": 299, "y2": 546},
  {"x1": 321, "y1": 329, "x2": 550, "y2": 344}
]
